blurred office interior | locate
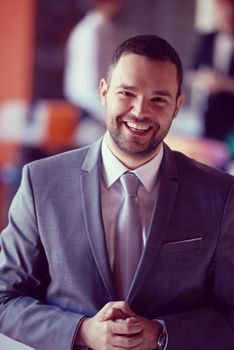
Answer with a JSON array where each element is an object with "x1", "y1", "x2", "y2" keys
[
  {"x1": 0, "y1": 0, "x2": 234, "y2": 234},
  {"x1": 1, "y1": 2, "x2": 234, "y2": 348}
]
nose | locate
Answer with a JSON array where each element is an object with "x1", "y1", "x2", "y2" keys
[{"x1": 131, "y1": 96, "x2": 150, "y2": 118}]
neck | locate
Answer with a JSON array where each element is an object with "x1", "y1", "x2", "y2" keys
[{"x1": 106, "y1": 133, "x2": 160, "y2": 170}]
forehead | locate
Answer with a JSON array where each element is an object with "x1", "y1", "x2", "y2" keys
[{"x1": 110, "y1": 54, "x2": 178, "y2": 92}]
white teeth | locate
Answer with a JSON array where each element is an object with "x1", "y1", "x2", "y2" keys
[{"x1": 126, "y1": 122, "x2": 150, "y2": 131}]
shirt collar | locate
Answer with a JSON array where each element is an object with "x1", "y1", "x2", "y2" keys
[{"x1": 101, "y1": 132, "x2": 163, "y2": 192}]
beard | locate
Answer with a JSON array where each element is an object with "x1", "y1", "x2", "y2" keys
[{"x1": 107, "y1": 114, "x2": 174, "y2": 159}]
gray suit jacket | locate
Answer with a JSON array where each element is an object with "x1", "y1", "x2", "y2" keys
[{"x1": 0, "y1": 138, "x2": 234, "y2": 350}]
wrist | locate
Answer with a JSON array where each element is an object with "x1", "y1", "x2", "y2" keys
[
  {"x1": 149, "y1": 320, "x2": 162, "y2": 349},
  {"x1": 75, "y1": 317, "x2": 89, "y2": 347}
]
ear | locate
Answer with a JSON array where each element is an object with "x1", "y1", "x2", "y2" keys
[
  {"x1": 100, "y1": 79, "x2": 108, "y2": 106},
  {"x1": 174, "y1": 92, "x2": 185, "y2": 118}
]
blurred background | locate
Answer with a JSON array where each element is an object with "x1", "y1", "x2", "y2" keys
[
  {"x1": 1, "y1": 2, "x2": 234, "y2": 347},
  {"x1": 1, "y1": 0, "x2": 234, "y2": 232}
]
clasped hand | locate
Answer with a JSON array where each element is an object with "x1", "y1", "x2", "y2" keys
[{"x1": 75, "y1": 301, "x2": 162, "y2": 349}]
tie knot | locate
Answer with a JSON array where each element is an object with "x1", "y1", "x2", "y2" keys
[{"x1": 120, "y1": 172, "x2": 140, "y2": 197}]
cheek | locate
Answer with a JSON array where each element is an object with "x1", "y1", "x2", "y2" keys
[
  {"x1": 108, "y1": 97, "x2": 131, "y2": 115},
  {"x1": 153, "y1": 107, "x2": 175, "y2": 124},
  {"x1": 151, "y1": 105, "x2": 169, "y2": 116}
]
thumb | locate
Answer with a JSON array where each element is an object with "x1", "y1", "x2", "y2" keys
[{"x1": 100, "y1": 301, "x2": 136, "y2": 321}]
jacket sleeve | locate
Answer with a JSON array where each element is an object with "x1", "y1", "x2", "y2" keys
[{"x1": 0, "y1": 165, "x2": 82, "y2": 350}]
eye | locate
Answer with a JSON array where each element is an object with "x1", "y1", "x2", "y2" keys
[
  {"x1": 118, "y1": 91, "x2": 135, "y2": 97},
  {"x1": 151, "y1": 96, "x2": 168, "y2": 104}
]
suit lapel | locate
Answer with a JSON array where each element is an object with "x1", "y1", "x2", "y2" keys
[
  {"x1": 128, "y1": 144, "x2": 179, "y2": 303},
  {"x1": 81, "y1": 138, "x2": 116, "y2": 300},
  {"x1": 80, "y1": 140, "x2": 180, "y2": 302}
]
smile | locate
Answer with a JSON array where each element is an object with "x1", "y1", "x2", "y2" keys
[{"x1": 125, "y1": 121, "x2": 151, "y2": 132}]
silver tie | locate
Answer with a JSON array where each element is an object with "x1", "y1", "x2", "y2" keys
[{"x1": 114, "y1": 172, "x2": 143, "y2": 299}]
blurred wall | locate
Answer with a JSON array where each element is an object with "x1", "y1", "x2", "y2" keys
[
  {"x1": 152, "y1": 0, "x2": 197, "y2": 70},
  {"x1": 33, "y1": 0, "x2": 82, "y2": 99},
  {"x1": 0, "y1": 0, "x2": 197, "y2": 102},
  {"x1": 0, "y1": 0, "x2": 35, "y2": 102},
  {"x1": 32, "y1": 0, "x2": 197, "y2": 100}
]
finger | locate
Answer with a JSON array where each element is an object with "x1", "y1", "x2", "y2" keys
[
  {"x1": 98, "y1": 302, "x2": 126, "y2": 321},
  {"x1": 112, "y1": 333, "x2": 144, "y2": 348},
  {"x1": 103, "y1": 307, "x2": 129, "y2": 321},
  {"x1": 114, "y1": 317, "x2": 139, "y2": 324},
  {"x1": 112, "y1": 319, "x2": 143, "y2": 336},
  {"x1": 100, "y1": 301, "x2": 136, "y2": 321}
]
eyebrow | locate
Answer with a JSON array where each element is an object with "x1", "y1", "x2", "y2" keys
[
  {"x1": 118, "y1": 84, "x2": 138, "y2": 91},
  {"x1": 152, "y1": 91, "x2": 173, "y2": 99},
  {"x1": 118, "y1": 84, "x2": 173, "y2": 99}
]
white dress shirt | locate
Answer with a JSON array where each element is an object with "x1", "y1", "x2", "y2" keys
[{"x1": 101, "y1": 132, "x2": 163, "y2": 270}]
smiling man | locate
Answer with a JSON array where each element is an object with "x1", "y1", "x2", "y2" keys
[
  {"x1": 0, "y1": 35, "x2": 234, "y2": 350},
  {"x1": 101, "y1": 47, "x2": 184, "y2": 168}
]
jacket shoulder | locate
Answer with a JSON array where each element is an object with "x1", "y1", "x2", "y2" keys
[
  {"x1": 172, "y1": 150, "x2": 234, "y2": 187},
  {"x1": 28, "y1": 146, "x2": 90, "y2": 174}
]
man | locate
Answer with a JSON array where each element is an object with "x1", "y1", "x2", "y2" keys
[
  {"x1": 0, "y1": 35, "x2": 234, "y2": 350},
  {"x1": 188, "y1": 0, "x2": 234, "y2": 141},
  {"x1": 64, "y1": 0, "x2": 126, "y2": 146},
  {"x1": 64, "y1": 0, "x2": 125, "y2": 138}
]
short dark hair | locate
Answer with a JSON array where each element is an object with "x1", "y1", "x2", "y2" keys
[{"x1": 107, "y1": 35, "x2": 183, "y2": 97}]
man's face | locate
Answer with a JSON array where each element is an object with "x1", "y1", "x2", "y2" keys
[{"x1": 100, "y1": 53, "x2": 184, "y2": 167}]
